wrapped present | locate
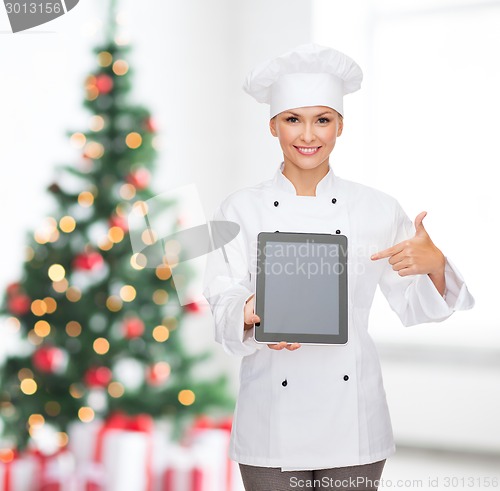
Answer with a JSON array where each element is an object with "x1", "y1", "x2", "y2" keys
[
  {"x1": 160, "y1": 445, "x2": 210, "y2": 491},
  {"x1": 0, "y1": 450, "x2": 38, "y2": 491},
  {"x1": 36, "y1": 450, "x2": 77, "y2": 491},
  {"x1": 68, "y1": 420, "x2": 101, "y2": 465},
  {"x1": 182, "y1": 416, "x2": 244, "y2": 491},
  {"x1": 69, "y1": 412, "x2": 153, "y2": 491}
]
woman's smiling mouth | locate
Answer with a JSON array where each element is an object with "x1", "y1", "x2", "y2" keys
[{"x1": 294, "y1": 146, "x2": 321, "y2": 155}]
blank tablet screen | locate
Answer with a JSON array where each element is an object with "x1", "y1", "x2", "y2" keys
[
  {"x1": 254, "y1": 232, "x2": 348, "y2": 345},
  {"x1": 264, "y1": 241, "x2": 340, "y2": 335}
]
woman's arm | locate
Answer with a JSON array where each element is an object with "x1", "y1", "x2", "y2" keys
[
  {"x1": 372, "y1": 204, "x2": 474, "y2": 326},
  {"x1": 371, "y1": 211, "x2": 446, "y2": 296},
  {"x1": 202, "y1": 205, "x2": 263, "y2": 356}
]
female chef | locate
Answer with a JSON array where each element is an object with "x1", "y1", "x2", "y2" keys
[{"x1": 202, "y1": 44, "x2": 474, "y2": 491}]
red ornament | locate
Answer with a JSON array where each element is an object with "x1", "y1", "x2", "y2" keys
[
  {"x1": 184, "y1": 301, "x2": 201, "y2": 314},
  {"x1": 122, "y1": 317, "x2": 145, "y2": 339},
  {"x1": 144, "y1": 117, "x2": 156, "y2": 133},
  {"x1": 146, "y1": 362, "x2": 170, "y2": 386},
  {"x1": 95, "y1": 74, "x2": 114, "y2": 94},
  {"x1": 8, "y1": 294, "x2": 31, "y2": 316},
  {"x1": 32, "y1": 346, "x2": 66, "y2": 374},
  {"x1": 6, "y1": 282, "x2": 21, "y2": 296},
  {"x1": 126, "y1": 168, "x2": 150, "y2": 190},
  {"x1": 109, "y1": 214, "x2": 129, "y2": 232},
  {"x1": 84, "y1": 366, "x2": 112, "y2": 388},
  {"x1": 146, "y1": 362, "x2": 170, "y2": 387},
  {"x1": 73, "y1": 251, "x2": 104, "y2": 271}
]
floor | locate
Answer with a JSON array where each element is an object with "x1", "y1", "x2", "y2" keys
[{"x1": 380, "y1": 446, "x2": 500, "y2": 490}]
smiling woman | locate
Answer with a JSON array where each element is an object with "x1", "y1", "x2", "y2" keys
[
  {"x1": 202, "y1": 43, "x2": 474, "y2": 490},
  {"x1": 269, "y1": 106, "x2": 343, "y2": 196}
]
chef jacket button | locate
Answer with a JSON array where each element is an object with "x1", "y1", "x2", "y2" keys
[
  {"x1": 331, "y1": 198, "x2": 337, "y2": 204},
  {"x1": 336, "y1": 229, "x2": 341, "y2": 234},
  {"x1": 274, "y1": 201, "x2": 279, "y2": 207},
  {"x1": 282, "y1": 379, "x2": 287, "y2": 387},
  {"x1": 343, "y1": 375, "x2": 349, "y2": 381}
]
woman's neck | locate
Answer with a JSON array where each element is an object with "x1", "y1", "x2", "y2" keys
[{"x1": 282, "y1": 161, "x2": 330, "y2": 196}]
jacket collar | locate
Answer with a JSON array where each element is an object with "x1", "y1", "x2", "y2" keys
[{"x1": 272, "y1": 161, "x2": 337, "y2": 197}]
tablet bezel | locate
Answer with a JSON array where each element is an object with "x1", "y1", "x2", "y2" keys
[{"x1": 253, "y1": 231, "x2": 348, "y2": 345}]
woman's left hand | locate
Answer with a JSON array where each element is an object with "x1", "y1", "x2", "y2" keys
[{"x1": 370, "y1": 211, "x2": 446, "y2": 294}]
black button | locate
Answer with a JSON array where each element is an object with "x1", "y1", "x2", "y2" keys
[
  {"x1": 274, "y1": 201, "x2": 279, "y2": 207},
  {"x1": 336, "y1": 230, "x2": 341, "y2": 234},
  {"x1": 275, "y1": 230, "x2": 279, "y2": 233},
  {"x1": 282, "y1": 379, "x2": 287, "y2": 387},
  {"x1": 343, "y1": 375, "x2": 349, "y2": 381},
  {"x1": 332, "y1": 198, "x2": 337, "y2": 204}
]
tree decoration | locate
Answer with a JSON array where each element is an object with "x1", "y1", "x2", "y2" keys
[
  {"x1": 143, "y1": 116, "x2": 156, "y2": 133},
  {"x1": 32, "y1": 346, "x2": 67, "y2": 374},
  {"x1": 95, "y1": 74, "x2": 114, "y2": 94},
  {"x1": 7, "y1": 292, "x2": 32, "y2": 316},
  {"x1": 109, "y1": 214, "x2": 129, "y2": 232},
  {"x1": 125, "y1": 168, "x2": 150, "y2": 190},
  {"x1": 72, "y1": 251, "x2": 104, "y2": 272},
  {"x1": 122, "y1": 317, "x2": 145, "y2": 339},
  {"x1": 84, "y1": 366, "x2": 113, "y2": 388}
]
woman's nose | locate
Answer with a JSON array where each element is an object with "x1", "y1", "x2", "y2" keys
[{"x1": 301, "y1": 124, "x2": 315, "y2": 143}]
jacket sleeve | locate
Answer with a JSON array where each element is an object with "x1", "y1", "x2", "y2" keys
[
  {"x1": 378, "y1": 202, "x2": 475, "y2": 327},
  {"x1": 202, "y1": 205, "x2": 263, "y2": 356}
]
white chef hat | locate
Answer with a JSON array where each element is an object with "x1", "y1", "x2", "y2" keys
[{"x1": 243, "y1": 43, "x2": 363, "y2": 118}]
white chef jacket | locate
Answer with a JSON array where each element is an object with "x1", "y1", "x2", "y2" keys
[{"x1": 202, "y1": 161, "x2": 474, "y2": 471}]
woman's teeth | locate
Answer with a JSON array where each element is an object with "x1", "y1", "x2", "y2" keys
[{"x1": 295, "y1": 146, "x2": 320, "y2": 155}]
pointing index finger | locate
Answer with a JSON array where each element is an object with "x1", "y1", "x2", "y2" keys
[{"x1": 371, "y1": 242, "x2": 404, "y2": 261}]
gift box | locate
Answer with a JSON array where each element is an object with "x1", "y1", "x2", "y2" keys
[
  {"x1": 37, "y1": 450, "x2": 77, "y2": 491},
  {"x1": 160, "y1": 444, "x2": 213, "y2": 491},
  {"x1": 69, "y1": 413, "x2": 153, "y2": 491},
  {"x1": 0, "y1": 451, "x2": 38, "y2": 491},
  {"x1": 181, "y1": 416, "x2": 244, "y2": 491}
]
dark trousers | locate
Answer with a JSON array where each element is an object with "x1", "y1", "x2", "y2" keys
[{"x1": 239, "y1": 459, "x2": 386, "y2": 491}]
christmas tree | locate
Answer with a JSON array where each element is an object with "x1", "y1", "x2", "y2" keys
[{"x1": 0, "y1": 0, "x2": 234, "y2": 452}]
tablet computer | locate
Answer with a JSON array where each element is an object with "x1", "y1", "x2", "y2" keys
[{"x1": 253, "y1": 231, "x2": 348, "y2": 345}]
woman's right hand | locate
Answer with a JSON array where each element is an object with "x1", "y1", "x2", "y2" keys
[{"x1": 244, "y1": 294, "x2": 301, "y2": 351}]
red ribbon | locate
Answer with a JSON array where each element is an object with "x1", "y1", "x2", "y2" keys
[
  {"x1": 190, "y1": 415, "x2": 233, "y2": 433},
  {"x1": 93, "y1": 412, "x2": 154, "y2": 491},
  {"x1": 163, "y1": 468, "x2": 174, "y2": 491},
  {"x1": 0, "y1": 450, "x2": 18, "y2": 491},
  {"x1": 191, "y1": 467, "x2": 204, "y2": 491},
  {"x1": 2, "y1": 461, "x2": 11, "y2": 491},
  {"x1": 2, "y1": 460, "x2": 11, "y2": 491},
  {"x1": 40, "y1": 484, "x2": 61, "y2": 491}
]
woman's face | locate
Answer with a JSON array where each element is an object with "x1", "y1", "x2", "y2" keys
[{"x1": 269, "y1": 105, "x2": 343, "y2": 173}]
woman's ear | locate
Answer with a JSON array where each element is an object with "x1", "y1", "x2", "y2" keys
[
  {"x1": 269, "y1": 117, "x2": 278, "y2": 137},
  {"x1": 337, "y1": 116, "x2": 344, "y2": 137}
]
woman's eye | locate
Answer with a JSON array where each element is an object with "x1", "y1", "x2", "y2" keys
[
  {"x1": 286, "y1": 117, "x2": 299, "y2": 123},
  {"x1": 318, "y1": 118, "x2": 330, "y2": 124}
]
